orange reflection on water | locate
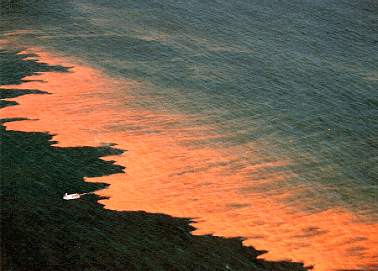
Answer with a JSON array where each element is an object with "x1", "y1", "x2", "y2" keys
[
  {"x1": 91, "y1": 148, "x2": 378, "y2": 271},
  {"x1": 1, "y1": 46, "x2": 377, "y2": 271}
]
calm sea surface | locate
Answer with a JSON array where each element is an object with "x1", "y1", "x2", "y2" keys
[{"x1": 1, "y1": 0, "x2": 377, "y2": 270}]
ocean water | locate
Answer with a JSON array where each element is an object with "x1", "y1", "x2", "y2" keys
[{"x1": 1, "y1": 0, "x2": 377, "y2": 270}]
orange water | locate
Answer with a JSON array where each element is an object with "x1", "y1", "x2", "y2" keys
[{"x1": 1, "y1": 41, "x2": 377, "y2": 270}]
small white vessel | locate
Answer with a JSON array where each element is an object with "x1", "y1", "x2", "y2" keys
[{"x1": 63, "y1": 193, "x2": 81, "y2": 200}]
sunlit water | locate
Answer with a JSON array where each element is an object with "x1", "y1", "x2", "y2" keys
[{"x1": 1, "y1": 0, "x2": 377, "y2": 270}]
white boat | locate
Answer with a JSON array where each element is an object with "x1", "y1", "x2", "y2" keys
[{"x1": 63, "y1": 193, "x2": 81, "y2": 200}]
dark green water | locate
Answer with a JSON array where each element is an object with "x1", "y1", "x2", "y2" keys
[{"x1": 1, "y1": 0, "x2": 377, "y2": 269}]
